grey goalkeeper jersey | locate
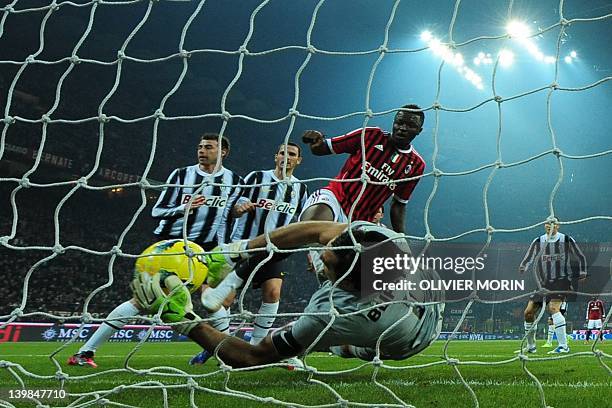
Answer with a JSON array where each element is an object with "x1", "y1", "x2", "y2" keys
[
  {"x1": 291, "y1": 281, "x2": 443, "y2": 359},
  {"x1": 289, "y1": 222, "x2": 444, "y2": 359}
]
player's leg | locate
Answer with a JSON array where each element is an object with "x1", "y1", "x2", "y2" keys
[
  {"x1": 585, "y1": 320, "x2": 593, "y2": 343},
  {"x1": 68, "y1": 299, "x2": 141, "y2": 367},
  {"x1": 519, "y1": 299, "x2": 540, "y2": 353},
  {"x1": 300, "y1": 203, "x2": 334, "y2": 276},
  {"x1": 202, "y1": 251, "x2": 290, "y2": 312},
  {"x1": 250, "y1": 278, "x2": 282, "y2": 345},
  {"x1": 329, "y1": 344, "x2": 373, "y2": 360},
  {"x1": 298, "y1": 189, "x2": 347, "y2": 278},
  {"x1": 544, "y1": 316, "x2": 554, "y2": 347},
  {"x1": 189, "y1": 286, "x2": 232, "y2": 365},
  {"x1": 547, "y1": 298, "x2": 569, "y2": 353}
]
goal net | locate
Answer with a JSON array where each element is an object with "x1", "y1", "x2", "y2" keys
[{"x1": 1, "y1": 0, "x2": 611, "y2": 407}]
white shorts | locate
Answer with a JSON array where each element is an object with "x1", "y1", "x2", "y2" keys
[
  {"x1": 587, "y1": 319, "x2": 603, "y2": 329},
  {"x1": 299, "y1": 188, "x2": 348, "y2": 223}
]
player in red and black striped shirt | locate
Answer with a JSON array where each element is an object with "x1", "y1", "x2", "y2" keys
[
  {"x1": 585, "y1": 297, "x2": 606, "y2": 342},
  {"x1": 300, "y1": 104, "x2": 425, "y2": 234}
]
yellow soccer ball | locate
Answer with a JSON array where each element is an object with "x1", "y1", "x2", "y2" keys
[{"x1": 134, "y1": 240, "x2": 208, "y2": 293}]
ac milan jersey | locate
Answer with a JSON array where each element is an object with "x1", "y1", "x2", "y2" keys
[
  {"x1": 152, "y1": 165, "x2": 243, "y2": 245},
  {"x1": 323, "y1": 127, "x2": 425, "y2": 222},
  {"x1": 519, "y1": 233, "x2": 587, "y2": 282},
  {"x1": 586, "y1": 300, "x2": 606, "y2": 320},
  {"x1": 231, "y1": 170, "x2": 308, "y2": 240}
]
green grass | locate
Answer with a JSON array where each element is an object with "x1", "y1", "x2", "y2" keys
[{"x1": 1, "y1": 340, "x2": 610, "y2": 407}]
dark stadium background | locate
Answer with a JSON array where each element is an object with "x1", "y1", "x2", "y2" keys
[{"x1": 0, "y1": 0, "x2": 610, "y2": 334}]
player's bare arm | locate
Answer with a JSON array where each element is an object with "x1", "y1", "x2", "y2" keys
[
  {"x1": 247, "y1": 221, "x2": 347, "y2": 250},
  {"x1": 302, "y1": 130, "x2": 331, "y2": 156},
  {"x1": 390, "y1": 199, "x2": 406, "y2": 234},
  {"x1": 188, "y1": 324, "x2": 283, "y2": 368}
]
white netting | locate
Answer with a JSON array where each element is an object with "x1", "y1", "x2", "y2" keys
[{"x1": 1, "y1": 0, "x2": 611, "y2": 407}]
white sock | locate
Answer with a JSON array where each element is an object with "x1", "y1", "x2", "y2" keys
[
  {"x1": 524, "y1": 322, "x2": 536, "y2": 348},
  {"x1": 208, "y1": 307, "x2": 230, "y2": 334},
  {"x1": 552, "y1": 312, "x2": 567, "y2": 348},
  {"x1": 213, "y1": 272, "x2": 244, "y2": 298},
  {"x1": 202, "y1": 272, "x2": 244, "y2": 312},
  {"x1": 250, "y1": 302, "x2": 279, "y2": 345},
  {"x1": 79, "y1": 301, "x2": 139, "y2": 354},
  {"x1": 547, "y1": 324, "x2": 555, "y2": 343}
]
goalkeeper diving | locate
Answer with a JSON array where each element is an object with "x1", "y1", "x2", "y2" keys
[{"x1": 132, "y1": 221, "x2": 444, "y2": 367}]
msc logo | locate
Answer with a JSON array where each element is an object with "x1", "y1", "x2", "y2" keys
[
  {"x1": 42, "y1": 328, "x2": 57, "y2": 341},
  {"x1": 255, "y1": 198, "x2": 296, "y2": 214},
  {"x1": 137, "y1": 329, "x2": 174, "y2": 341},
  {"x1": 181, "y1": 194, "x2": 227, "y2": 208}
]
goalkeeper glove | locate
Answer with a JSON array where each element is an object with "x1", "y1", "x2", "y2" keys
[
  {"x1": 204, "y1": 239, "x2": 250, "y2": 287},
  {"x1": 130, "y1": 272, "x2": 201, "y2": 335}
]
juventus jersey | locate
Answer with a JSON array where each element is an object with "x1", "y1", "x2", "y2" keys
[
  {"x1": 152, "y1": 165, "x2": 243, "y2": 245},
  {"x1": 520, "y1": 233, "x2": 587, "y2": 283},
  {"x1": 231, "y1": 170, "x2": 308, "y2": 240}
]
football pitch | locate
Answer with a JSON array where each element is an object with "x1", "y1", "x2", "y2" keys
[{"x1": 1, "y1": 340, "x2": 610, "y2": 407}]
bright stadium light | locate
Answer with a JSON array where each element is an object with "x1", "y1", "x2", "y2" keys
[
  {"x1": 506, "y1": 21, "x2": 531, "y2": 38},
  {"x1": 420, "y1": 32, "x2": 484, "y2": 90},
  {"x1": 420, "y1": 30, "x2": 433, "y2": 42},
  {"x1": 498, "y1": 49, "x2": 514, "y2": 67},
  {"x1": 564, "y1": 55, "x2": 573, "y2": 64},
  {"x1": 570, "y1": 50, "x2": 577, "y2": 58},
  {"x1": 506, "y1": 20, "x2": 556, "y2": 65},
  {"x1": 454, "y1": 53, "x2": 464, "y2": 66}
]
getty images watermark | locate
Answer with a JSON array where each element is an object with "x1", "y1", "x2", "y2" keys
[
  {"x1": 370, "y1": 253, "x2": 524, "y2": 292},
  {"x1": 360, "y1": 241, "x2": 610, "y2": 302}
]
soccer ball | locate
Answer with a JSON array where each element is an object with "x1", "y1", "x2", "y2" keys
[{"x1": 134, "y1": 240, "x2": 208, "y2": 293}]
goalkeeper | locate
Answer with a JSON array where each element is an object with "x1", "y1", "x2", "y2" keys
[{"x1": 132, "y1": 221, "x2": 444, "y2": 367}]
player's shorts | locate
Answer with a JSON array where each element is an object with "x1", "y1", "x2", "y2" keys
[
  {"x1": 299, "y1": 188, "x2": 348, "y2": 223},
  {"x1": 587, "y1": 319, "x2": 603, "y2": 329},
  {"x1": 529, "y1": 279, "x2": 573, "y2": 304},
  {"x1": 234, "y1": 252, "x2": 290, "y2": 289}
]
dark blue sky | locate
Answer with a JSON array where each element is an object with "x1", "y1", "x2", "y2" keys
[{"x1": 0, "y1": 0, "x2": 610, "y2": 242}]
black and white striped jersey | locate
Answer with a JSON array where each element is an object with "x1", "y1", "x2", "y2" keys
[
  {"x1": 152, "y1": 164, "x2": 243, "y2": 245},
  {"x1": 231, "y1": 170, "x2": 308, "y2": 240},
  {"x1": 520, "y1": 233, "x2": 587, "y2": 282}
]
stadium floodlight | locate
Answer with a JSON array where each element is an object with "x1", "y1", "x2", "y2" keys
[
  {"x1": 506, "y1": 20, "x2": 556, "y2": 65},
  {"x1": 420, "y1": 30, "x2": 433, "y2": 42},
  {"x1": 570, "y1": 50, "x2": 577, "y2": 58},
  {"x1": 506, "y1": 21, "x2": 531, "y2": 39},
  {"x1": 421, "y1": 33, "x2": 484, "y2": 90},
  {"x1": 453, "y1": 53, "x2": 464, "y2": 66},
  {"x1": 498, "y1": 49, "x2": 514, "y2": 67},
  {"x1": 564, "y1": 56, "x2": 573, "y2": 64}
]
